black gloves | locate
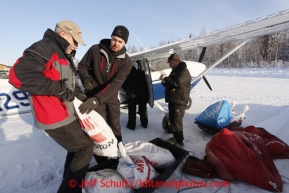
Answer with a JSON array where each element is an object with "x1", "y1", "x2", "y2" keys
[
  {"x1": 59, "y1": 88, "x2": 75, "y2": 102},
  {"x1": 76, "y1": 93, "x2": 87, "y2": 102},
  {"x1": 83, "y1": 77, "x2": 97, "y2": 90},
  {"x1": 79, "y1": 97, "x2": 100, "y2": 114},
  {"x1": 74, "y1": 83, "x2": 87, "y2": 102},
  {"x1": 58, "y1": 79, "x2": 74, "y2": 102}
]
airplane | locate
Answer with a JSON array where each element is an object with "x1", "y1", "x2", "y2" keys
[
  {"x1": 121, "y1": 9, "x2": 289, "y2": 112},
  {"x1": 1, "y1": 9, "x2": 289, "y2": 117}
]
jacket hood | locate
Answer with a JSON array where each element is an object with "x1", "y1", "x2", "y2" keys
[{"x1": 41, "y1": 29, "x2": 76, "y2": 71}]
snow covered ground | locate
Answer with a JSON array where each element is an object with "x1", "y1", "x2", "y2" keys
[{"x1": 1, "y1": 67, "x2": 289, "y2": 193}]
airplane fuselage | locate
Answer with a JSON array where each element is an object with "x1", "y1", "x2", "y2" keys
[{"x1": 150, "y1": 61, "x2": 206, "y2": 100}]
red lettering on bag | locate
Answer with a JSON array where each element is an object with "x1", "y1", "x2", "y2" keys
[
  {"x1": 89, "y1": 133, "x2": 107, "y2": 143},
  {"x1": 131, "y1": 157, "x2": 145, "y2": 173},
  {"x1": 81, "y1": 117, "x2": 95, "y2": 130},
  {"x1": 143, "y1": 157, "x2": 152, "y2": 181}
]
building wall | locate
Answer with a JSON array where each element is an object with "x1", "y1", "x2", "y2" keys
[{"x1": 0, "y1": 63, "x2": 10, "y2": 78}]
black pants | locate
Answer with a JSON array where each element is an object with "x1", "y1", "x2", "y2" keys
[
  {"x1": 95, "y1": 100, "x2": 121, "y2": 137},
  {"x1": 127, "y1": 97, "x2": 148, "y2": 128},
  {"x1": 45, "y1": 119, "x2": 94, "y2": 193},
  {"x1": 168, "y1": 103, "x2": 185, "y2": 143},
  {"x1": 94, "y1": 101, "x2": 122, "y2": 165}
]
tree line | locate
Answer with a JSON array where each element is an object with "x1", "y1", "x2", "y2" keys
[{"x1": 128, "y1": 30, "x2": 289, "y2": 68}]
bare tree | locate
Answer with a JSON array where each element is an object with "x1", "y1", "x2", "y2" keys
[
  {"x1": 128, "y1": 30, "x2": 289, "y2": 68},
  {"x1": 199, "y1": 24, "x2": 207, "y2": 36},
  {"x1": 140, "y1": 46, "x2": 146, "y2": 51},
  {"x1": 158, "y1": 40, "x2": 168, "y2": 46},
  {"x1": 127, "y1": 45, "x2": 138, "y2": 54}
]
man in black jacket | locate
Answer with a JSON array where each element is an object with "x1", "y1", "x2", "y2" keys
[
  {"x1": 160, "y1": 53, "x2": 191, "y2": 147},
  {"x1": 78, "y1": 25, "x2": 132, "y2": 163},
  {"x1": 123, "y1": 61, "x2": 149, "y2": 130}
]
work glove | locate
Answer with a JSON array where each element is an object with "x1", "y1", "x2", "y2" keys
[
  {"x1": 58, "y1": 79, "x2": 75, "y2": 102},
  {"x1": 76, "y1": 93, "x2": 87, "y2": 102},
  {"x1": 79, "y1": 97, "x2": 100, "y2": 114},
  {"x1": 74, "y1": 84, "x2": 87, "y2": 102},
  {"x1": 83, "y1": 77, "x2": 97, "y2": 90}
]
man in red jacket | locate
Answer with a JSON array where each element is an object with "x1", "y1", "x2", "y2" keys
[{"x1": 9, "y1": 20, "x2": 93, "y2": 193}]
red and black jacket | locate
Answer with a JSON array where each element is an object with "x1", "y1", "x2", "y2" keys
[
  {"x1": 78, "y1": 39, "x2": 132, "y2": 103},
  {"x1": 9, "y1": 29, "x2": 78, "y2": 130}
]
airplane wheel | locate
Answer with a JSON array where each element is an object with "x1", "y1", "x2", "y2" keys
[
  {"x1": 186, "y1": 97, "x2": 192, "y2": 110},
  {"x1": 162, "y1": 113, "x2": 173, "y2": 133}
]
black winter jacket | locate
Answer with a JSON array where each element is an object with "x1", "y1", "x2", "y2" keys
[
  {"x1": 78, "y1": 39, "x2": 132, "y2": 103},
  {"x1": 162, "y1": 62, "x2": 191, "y2": 106},
  {"x1": 122, "y1": 66, "x2": 148, "y2": 99}
]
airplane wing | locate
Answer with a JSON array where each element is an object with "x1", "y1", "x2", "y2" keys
[
  {"x1": 126, "y1": 9, "x2": 289, "y2": 112},
  {"x1": 129, "y1": 9, "x2": 289, "y2": 61}
]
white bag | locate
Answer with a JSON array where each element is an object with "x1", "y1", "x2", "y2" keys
[
  {"x1": 117, "y1": 142, "x2": 159, "y2": 189},
  {"x1": 73, "y1": 98, "x2": 118, "y2": 157},
  {"x1": 82, "y1": 169, "x2": 134, "y2": 193},
  {"x1": 118, "y1": 88, "x2": 127, "y2": 104},
  {"x1": 230, "y1": 105, "x2": 250, "y2": 126},
  {"x1": 121, "y1": 141, "x2": 175, "y2": 169}
]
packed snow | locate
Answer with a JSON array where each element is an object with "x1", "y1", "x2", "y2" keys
[{"x1": 0, "y1": 67, "x2": 289, "y2": 193}]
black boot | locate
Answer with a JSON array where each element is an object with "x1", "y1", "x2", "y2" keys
[
  {"x1": 173, "y1": 131, "x2": 184, "y2": 147},
  {"x1": 126, "y1": 123, "x2": 135, "y2": 130},
  {"x1": 140, "y1": 119, "x2": 148, "y2": 128}
]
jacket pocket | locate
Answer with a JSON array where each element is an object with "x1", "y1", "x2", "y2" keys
[{"x1": 32, "y1": 95, "x2": 69, "y2": 124}]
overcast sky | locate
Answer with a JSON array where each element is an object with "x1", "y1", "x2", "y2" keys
[{"x1": 1, "y1": 0, "x2": 289, "y2": 65}]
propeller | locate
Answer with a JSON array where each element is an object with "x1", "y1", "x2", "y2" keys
[{"x1": 198, "y1": 47, "x2": 212, "y2": 91}]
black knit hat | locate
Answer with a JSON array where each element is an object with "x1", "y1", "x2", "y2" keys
[{"x1": 111, "y1": 25, "x2": 129, "y2": 44}]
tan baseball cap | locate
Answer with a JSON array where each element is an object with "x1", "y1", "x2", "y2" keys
[
  {"x1": 167, "y1": 53, "x2": 181, "y2": 63},
  {"x1": 56, "y1": 20, "x2": 86, "y2": 46}
]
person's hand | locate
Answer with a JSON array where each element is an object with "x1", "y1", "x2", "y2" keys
[
  {"x1": 79, "y1": 97, "x2": 100, "y2": 114},
  {"x1": 75, "y1": 93, "x2": 87, "y2": 102},
  {"x1": 83, "y1": 77, "x2": 97, "y2": 90},
  {"x1": 159, "y1": 74, "x2": 167, "y2": 84},
  {"x1": 58, "y1": 79, "x2": 75, "y2": 102},
  {"x1": 159, "y1": 74, "x2": 166, "y2": 80},
  {"x1": 59, "y1": 88, "x2": 75, "y2": 102},
  {"x1": 74, "y1": 84, "x2": 87, "y2": 102}
]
